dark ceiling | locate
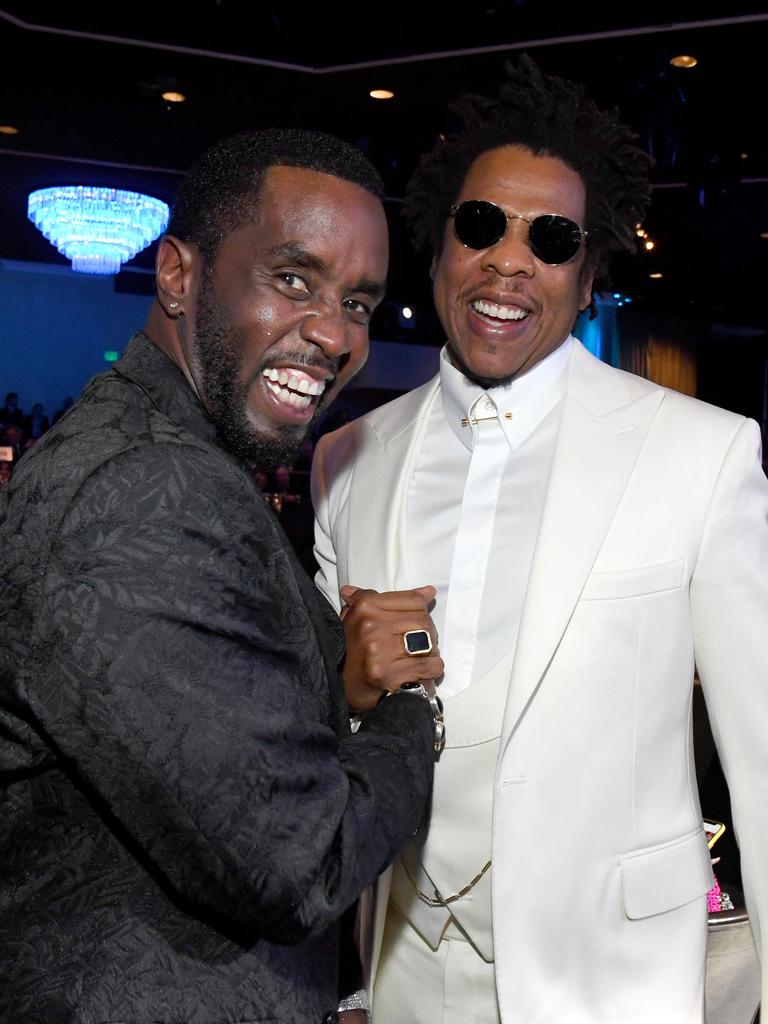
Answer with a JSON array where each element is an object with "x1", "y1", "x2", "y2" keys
[{"x1": 2, "y1": 3, "x2": 768, "y2": 343}]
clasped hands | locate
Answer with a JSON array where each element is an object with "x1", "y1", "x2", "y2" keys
[{"x1": 340, "y1": 584, "x2": 444, "y2": 711}]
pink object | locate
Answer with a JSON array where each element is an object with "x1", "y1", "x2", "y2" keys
[{"x1": 707, "y1": 877, "x2": 722, "y2": 913}]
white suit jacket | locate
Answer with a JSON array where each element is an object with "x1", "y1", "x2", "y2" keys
[{"x1": 312, "y1": 340, "x2": 768, "y2": 1023}]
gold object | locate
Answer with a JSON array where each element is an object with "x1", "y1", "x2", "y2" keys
[
  {"x1": 403, "y1": 857, "x2": 492, "y2": 907},
  {"x1": 460, "y1": 410, "x2": 512, "y2": 427}
]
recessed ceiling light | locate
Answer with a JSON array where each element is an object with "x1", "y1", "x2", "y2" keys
[
  {"x1": 649, "y1": 272, "x2": 663, "y2": 279},
  {"x1": 670, "y1": 55, "x2": 697, "y2": 69},
  {"x1": 369, "y1": 89, "x2": 394, "y2": 100},
  {"x1": 760, "y1": 232, "x2": 768, "y2": 240},
  {"x1": 162, "y1": 91, "x2": 186, "y2": 103},
  {"x1": 741, "y1": 153, "x2": 749, "y2": 160},
  {"x1": 644, "y1": 239, "x2": 655, "y2": 251},
  {"x1": 0, "y1": 125, "x2": 19, "y2": 135}
]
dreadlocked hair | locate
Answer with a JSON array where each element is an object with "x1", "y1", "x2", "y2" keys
[{"x1": 406, "y1": 55, "x2": 652, "y2": 295}]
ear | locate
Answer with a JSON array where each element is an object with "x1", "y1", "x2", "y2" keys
[
  {"x1": 155, "y1": 235, "x2": 199, "y2": 318},
  {"x1": 577, "y1": 258, "x2": 595, "y2": 312}
]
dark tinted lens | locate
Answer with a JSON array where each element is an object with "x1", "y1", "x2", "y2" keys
[
  {"x1": 453, "y1": 201, "x2": 507, "y2": 250},
  {"x1": 528, "y1": 215, "x2": 583, "y2": 264}
]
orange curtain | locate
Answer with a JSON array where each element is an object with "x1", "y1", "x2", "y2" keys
[{"x1": 645, "y1": 335, "x2": 697, "y2": 396}]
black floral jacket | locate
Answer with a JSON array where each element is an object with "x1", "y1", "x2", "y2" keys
[{"x1": 0, "y1": 333, "x2": 433, "y2": 1024}]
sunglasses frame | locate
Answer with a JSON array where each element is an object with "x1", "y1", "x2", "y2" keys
[{"x1": 449, "y1": 200, "x2": 588, "y2": 266}]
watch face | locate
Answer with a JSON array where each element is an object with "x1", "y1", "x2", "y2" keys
[{"x1": 403, "y1": 629, "x2": 433, "y2": 655}]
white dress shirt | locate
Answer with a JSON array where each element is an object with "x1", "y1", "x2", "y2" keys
[{"x1": 405, "y1": 336, "x2": 574, "y2": 696}]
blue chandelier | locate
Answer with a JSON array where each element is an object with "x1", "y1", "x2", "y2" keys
[{"x1": 27, "y1": 186, "x2": 170, "y2": 275}]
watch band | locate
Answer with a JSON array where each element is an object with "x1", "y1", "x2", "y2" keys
[{"x1": 391, "y1": 682, "x2": 445, "y2": 759}]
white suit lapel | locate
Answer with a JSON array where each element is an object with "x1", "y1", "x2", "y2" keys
[
  {"x1": 345, "y1": 378, "x2": 441, "y2": 998},
  {"x1": 346, "y1": 377, "x2": 440, "y2": 593},
  {"x1": 501, "y1": 343, "x2": 665, "y2": 746}
]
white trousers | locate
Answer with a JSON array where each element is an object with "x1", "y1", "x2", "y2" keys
[{"x1": 373, "y1": 904, "x2": 501, "y2": 1024}]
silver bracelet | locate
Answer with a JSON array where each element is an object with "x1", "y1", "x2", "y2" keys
[
  {"x1": 392, "y1": 682, "x2": 445, "y2": 758},
  {"x1": 337, "y1": 988, "x2": 371, "y2": 1014}
]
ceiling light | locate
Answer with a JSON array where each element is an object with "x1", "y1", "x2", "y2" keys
[
  {"x1": 636, "y1": 227, "x2": 647, "y2": 238},
  {"x1": 162, "y1": 90, "x2": 186, "y2": 103},
  {"x1": 760, "y1": 232, "x2": 768, "y2": 240},
  {"x1": 0, "y1": 125, "x2": 19, "y2": 135},
  {"x1": 649, "y1": 272, "x2": 663, "y2": 279},
  {"x1": 27, "y1": 186, "x2": 169, "y2": 275},
  {"x1": 741, "y1": 153, "x2": 749, "y2": 160},
  {"x1": 670, "y1": 55, "x2": 697, "y2": 69},
  {"x1": 402, "y1": 306, "x2": 413, "y2": 319},
  {"x1": 369, "y1": 89, "x2": 394, "y2": 100},
  {"x1": 644, "y1": 240, "x2": 655, "y2": 251}
]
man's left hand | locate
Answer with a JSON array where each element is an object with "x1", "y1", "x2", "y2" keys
[{"x1": 340, "y1": 584, "x2": 444, "y2": 710}]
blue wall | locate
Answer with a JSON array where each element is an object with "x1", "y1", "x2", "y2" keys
[{"x1": 0, "y1": 259, "x2": 153, "y2": 418}]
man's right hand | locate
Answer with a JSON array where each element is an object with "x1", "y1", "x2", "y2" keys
[{"x1": 340, "y1": 585, "x2": 444, "y2": 711}]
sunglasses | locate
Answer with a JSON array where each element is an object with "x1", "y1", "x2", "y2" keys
[{"x1": 449, "y1": 200, "x2": 587, "y2": 266}]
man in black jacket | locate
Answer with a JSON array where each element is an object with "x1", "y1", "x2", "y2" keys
[{"x1": 0, "y1": 129, "x2": 442, "y2": 1023}]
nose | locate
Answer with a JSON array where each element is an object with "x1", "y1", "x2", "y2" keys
[
  {"x1": 481, "y1": 217, "x2": 535, "y2": 278},
  {"x1": 299, "y1": 301, "x2": 350, "y2": 358}
]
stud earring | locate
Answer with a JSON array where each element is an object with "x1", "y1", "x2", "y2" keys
[{"x1": 169, "y1": 301, "x2": 179, "y2": 310}]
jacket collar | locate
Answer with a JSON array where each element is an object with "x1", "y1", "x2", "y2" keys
[
  {"x1": 364, "y1": 337, "x2": 659, "y2": 451},
  {"x1": 111, "y1": 331, "x2": 226, "y2": 453}
]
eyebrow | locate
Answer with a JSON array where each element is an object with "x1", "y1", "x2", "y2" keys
[{"x1": 267, "y1": 241, "x2": 387, "y2": 301}]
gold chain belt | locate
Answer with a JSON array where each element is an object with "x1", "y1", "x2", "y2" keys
[{"x1": 403, "y1": 857, "x2": 492, "y2": 908}]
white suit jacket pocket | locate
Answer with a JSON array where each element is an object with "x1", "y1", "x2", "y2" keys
[
  {"x1": 582, "y1": 558, "x2": 685, "y2": 602},
  {"x1": 620, "y1": 828, "x2": 714, "y2": 920}
]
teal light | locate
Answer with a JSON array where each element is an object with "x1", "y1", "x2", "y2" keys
[
  {"x1": 103, "y1": 351, "x2": 119, "y2": 363},
  {"x1": 27, "y1": 186, "x2": 169, "y2": 275}
]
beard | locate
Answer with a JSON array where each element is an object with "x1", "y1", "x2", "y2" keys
[
  {"x1": 192, "y1": 274, "x2": 323, "y2": 468},
  {"x1": 446, "y1": 342, "x2": 518, "y2": 390}
]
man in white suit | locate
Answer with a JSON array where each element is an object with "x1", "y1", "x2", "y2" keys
[{"x1": 313, "y1": 59, "x2": 768, "y2": 1023}]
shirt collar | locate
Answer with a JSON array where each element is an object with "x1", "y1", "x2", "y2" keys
[{"x1": 440, "y1": 335, "x2": 574, "y2": 452}]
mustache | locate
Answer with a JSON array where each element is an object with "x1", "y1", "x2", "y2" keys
[
  {"x1": 456, "y1": 282, "x2": 537, "y2": 311},
  {"x1": 260, "y1": 347, "x2": 339, "y2": 378}
]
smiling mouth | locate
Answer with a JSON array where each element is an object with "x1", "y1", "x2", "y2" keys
[
  {"x1": 471, "y1": 298, "x2": 530, "y2": 323},
  {"x1": 261, "y1": 367, "x2": 328, "y2": 412}
]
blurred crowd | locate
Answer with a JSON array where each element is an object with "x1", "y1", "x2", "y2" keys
[{"x1": 0, "y1": 392, "x2": 74, "y2": 489}]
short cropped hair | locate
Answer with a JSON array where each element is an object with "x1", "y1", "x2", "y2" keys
[
  {"x1": 407, "y1": 56, "x2": 652, "y2": 293},
  {"x1": 168, "y1": 128, "x2": 385, "y2": 259}
]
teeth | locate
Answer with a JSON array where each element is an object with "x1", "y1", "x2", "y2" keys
[
  {"x1": 261, "y1": 368, "x2": 327, "y2": 399},
  {"x1": 287, "y1": 392, "x2": 311, "y2": 410},
  {"x1": 263, "y1": 375, "x2": 314, "y2": 410},
  {"x1": 472, "y1": 299, "x2": 528, "y2": 321}
]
